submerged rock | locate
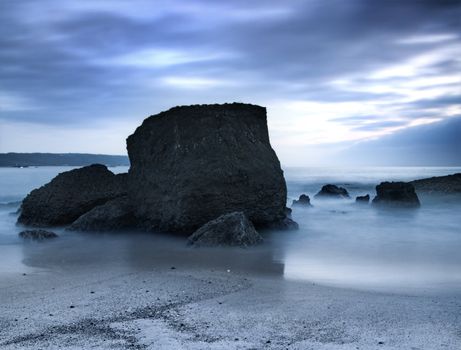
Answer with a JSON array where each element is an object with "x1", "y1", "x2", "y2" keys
[
  {"x1": 127, "y1": 103, "x2": 290, "y2": 232},
  {"x1": 187, "y1": 212, "x2": 263, "y2": 247},
  {"x1": 292, "y1": 194, "x2": 312, "y2": 207},
  {"x1": 19, "y1": 230, "x2": 58, "y2": 240},
  {"x1": 67, "y1": 197, "x2": 135, "y2": 231},
  {"x1": 355, "y1": 194, "x2": 370, "y2": 203},
  {"x1": 18, "y1": 164, "x2": 127, "y2": 227},
  {"x1": 372, "y1": 182, "x2": 420, "y2": 208},
  {"x1": 410, "y1": 173, "x2": 461, "y2": 194},
  {"x1": 314, "y1": 184, "x2": 350, "y2": 199}
]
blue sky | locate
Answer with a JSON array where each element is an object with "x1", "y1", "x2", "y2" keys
[{"x1": 0, "y1": 0, "x2": 460, "y2": 165}]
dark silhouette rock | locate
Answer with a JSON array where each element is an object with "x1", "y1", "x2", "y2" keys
[
  {"x1": 314, "y1": 184, "x2": 350, "y2": 199},
  {"x1": 187, "y1": 212, "x2": 263, "y2": 247},
  {"x1": 292, "y1": 194, "x2": 312, "y2": 207},
  {"x1": 18, "y1": 164, "x2": 127, "y2": 227},
  {"x1": 67, "y1": 197, "x2": 135, "y2": 231},
  {"x1": 266, "y1": 216, "x2": 299, "y2": 230},
  {"x1": 265, "y1": 207, "x2": 298, "y2": 230},
  {"x1": 410, "y1": 173, "x2": 461, "y2": 194},
  {"x1": 355, "y1": 194, "x2": 370, "y2": 203},
  {"x1": 19, "y1": 230, "x2": 58, "y2": 240},
  {"x1": 127, "y1": 103, "x2": 290, "y2": 232},
  {"x1": 372, "y1": 182, "x2": 420, "y2": 208}
]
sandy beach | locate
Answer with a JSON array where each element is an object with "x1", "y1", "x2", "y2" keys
[{"x1": 1, "y1": 232, "x2": 460, "y2": 350}]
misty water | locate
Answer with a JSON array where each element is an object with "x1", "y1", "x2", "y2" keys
[{"x1": 1, "y1": 166, "x2": 460, "y2": 295}]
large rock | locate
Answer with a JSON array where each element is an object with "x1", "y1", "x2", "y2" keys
[
  {"x1": 187, "y1": 212, "x2": 263, "y2": 247},
  {"x1": 127, "y1": 103, "x2": 289, "y2": 232},
  {"x1": 67, "y1": 197, "x2": 135, "y2": 231},
  {"x1": 314, "y1": 184, "x2": 350, "y2": 199},
  {"x1": 18, "y1": 164, "x2": 127, "y2": 227},
  {"x1": 410, "y1": 173, "x2": 461, "y2": 194},
  {"x1": 19, "y1": 230, "x2": 58, "y2": 240},
  {"x1": 372, "y1": 182, "x2": 420, "y2": 208}
]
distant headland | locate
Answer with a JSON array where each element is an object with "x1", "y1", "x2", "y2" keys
[{"x1": 0, "y1": 153, "x2": 130, "y2": 167}]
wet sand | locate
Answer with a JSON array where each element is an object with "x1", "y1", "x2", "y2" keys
[{"x1": 1, "y1": 233, "x2": 460, "y2": 349}]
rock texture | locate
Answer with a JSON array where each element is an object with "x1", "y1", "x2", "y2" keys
[
  {"x1": 355, "y1": 194, "x2": 370, "y2": 203},
  {"x1": 67, "y1": 197, "x2": 135, "y2": 231},
  {"x1": 372, "y1": 182, "x2": 420, "y2": 208},
  {"x1": 410, "y1": 173, "x2": 461, "y2": 194},
  {"x1": 19, "y1": 230, "x2": 58, "y2": 240},
  {"x1": 18, "y1": 164, "x2": 127, "y2": 227},
  {"x1": 314, "y1": 184, "x2": 350, "y2": 199},
  {"x1": 292, "y1": 194, "x2": 312, "y2": 207},
  {"x1": 127, "y1": 103, "x2": 288, "y2": 232},
  {"x1": 187, "y1": 212, "x2": 263, "y2": 247}
]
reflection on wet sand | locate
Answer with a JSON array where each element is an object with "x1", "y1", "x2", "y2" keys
[{"x1": 21, "y1": 231, "x2": 285, "y2": 277}]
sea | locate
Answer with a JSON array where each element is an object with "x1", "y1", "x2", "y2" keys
[{"x1": 1, "y1": 166, "x2": 460, "y2": 295}]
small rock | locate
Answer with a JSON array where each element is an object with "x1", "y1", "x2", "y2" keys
[
  {"x1": 19, "y1": 230, "x2": 58, "y2": 240},
  {"x1": 355, "y1": 194, "x2": 370, "y2": 203},
  {"x1": 69, "y1": 305, "x2": 75, "y2": 309},
  {"x1": 315, "y1": 184, "x2": 350, "y2": 199},
  {"x1": 187, "y1": 212, "x2": 263, "y2": 247},
  {"x1": 292, "y1": 194, "x2": 312, "y2": 207}
]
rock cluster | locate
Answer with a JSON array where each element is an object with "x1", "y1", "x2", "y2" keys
[
  {"x1": 17, "y1": 103, "x2": 295, "y2": 239},
  {"x1": 315, "y1": 184, "x2": 350, "y2": 199},
  {"x1": 187, "y1": 212, "x2": 263, "y2": 247},
  {"x1": 372, "y1": 182, "x2": 420, "y2": 208}
]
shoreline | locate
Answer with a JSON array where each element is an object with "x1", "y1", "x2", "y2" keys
[{"x1": 1, "y1": 236, "x2": 461, "y2": 349}]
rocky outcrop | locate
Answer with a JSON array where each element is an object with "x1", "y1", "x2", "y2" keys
[
  {"x1": 19, "y1": 230, "x2": 58, "y2": 240},
  {"x1": 314, "y1": 184, "x2": 350, "y2": 199},
  {"x1": 67, "y1": 197, "x2": 135, "y2": 231},
  {"x1": 292, "y1": 194, "x2": 312, "y2": 207},
  {"x1": 127, "y1": 103, "x2": 289, "y2": 232},
  {"x1": 372, "y1": 182, "x2": 420, "y2": 208},
  {"x1": 355, "y1": 194, "x2": 370, "y2": 203},
  {"x1": 18, "y1": 165, "x2": 127, "y2": 227},
  {"x1": 187, "y1": 212, "x2": 263, "y2": 247},
  {"x1": 410, "y1": 173, "x2": 461, "y2": 194},
  {"x1": 17, "y1": 103, "x2": 295, "y2": 236}
]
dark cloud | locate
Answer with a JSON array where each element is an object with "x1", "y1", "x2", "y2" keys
[
  {"x1": 337, "y1": 116, "x2": 461, "y2": 166},
  {"x1": 0, "y1": 0, "x2": 460, "y2": 162}
]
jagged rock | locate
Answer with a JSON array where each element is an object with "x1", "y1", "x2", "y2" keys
[
  {"x1": 19, "y1": 230, "x2": 58, "y2": 240},
  {"x1": 292, "y1": 194, "x2": 312, "y2": 207},
  {"x1": 18, "y1": 164, "x2": 127, "y2": 227},
  {"x1": 314, "y1": 184, "x2": 350, "y2": 199},
  {"x1": 410, "y1": 173, "x2": 461, "y2": 194},
  {"x1": 127, "y1": 103, "x2": 290, "y2": 232},
  {"x1": 372, "y1": 182, "x2": 420, "y2": 208},
  {"x1": 67, "y1": 197, "x2": 135, "y2": 231},
  {"x1": 355, "y1": 194, "x2": 370, "y2": 203},
  {"x1": 187, "y1": 212, "x2": 263, "y2": 247}
]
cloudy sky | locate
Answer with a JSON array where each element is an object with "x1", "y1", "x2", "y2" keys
[{"x1": 0, "y1": 0, "x2": 460, "y2": 165}]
